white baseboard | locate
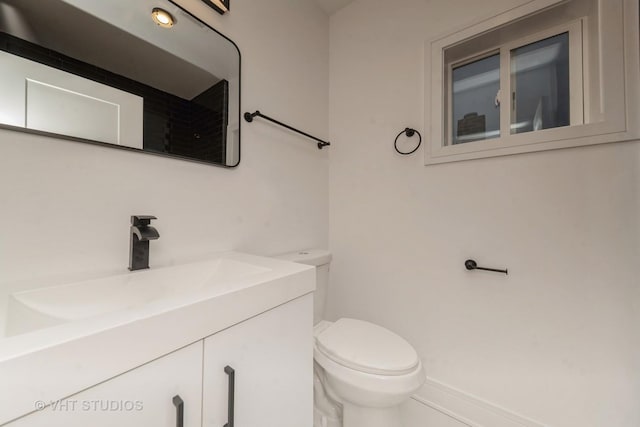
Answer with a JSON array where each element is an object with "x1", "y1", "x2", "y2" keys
[{"x1": 410, "y1": 377, "x2": 548, "y2": 427}]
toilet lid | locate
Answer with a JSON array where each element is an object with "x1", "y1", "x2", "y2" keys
[{"x1": 315, "y1": 318, "x2": 419, "y2": 376}]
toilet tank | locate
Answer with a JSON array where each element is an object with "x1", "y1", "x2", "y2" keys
[{"x1": 277, "y1": 250, "x2": 331, "y2": 325}]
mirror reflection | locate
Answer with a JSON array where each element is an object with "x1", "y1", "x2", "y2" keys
[{"x1": 0, "y1": 0, "x2": 241, "y2": 166}]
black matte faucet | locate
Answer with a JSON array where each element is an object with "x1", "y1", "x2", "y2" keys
[{"x1": 129, "y1": 215, "x2": 160, "y2": 271}]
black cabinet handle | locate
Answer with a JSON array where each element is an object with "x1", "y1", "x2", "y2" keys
[
  {"x1": 172, "y1": 395, "x2": 184, "y2": 427},
  {"x1": 224, "y1": 366, "x2": 235, "y2": 427}
]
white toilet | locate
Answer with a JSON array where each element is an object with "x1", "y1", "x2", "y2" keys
[{"x1": 278, "y1": 250, "x2": 425, "y2": 427}]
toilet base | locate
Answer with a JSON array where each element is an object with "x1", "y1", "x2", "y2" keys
[
  {"x1": 314, "y1": 406, "x2": 342, "y2": 427},
  {"x1": 342, "y1": 402, "x2": 402, "y2": 427}
]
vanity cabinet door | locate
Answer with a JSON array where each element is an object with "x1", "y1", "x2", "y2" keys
[
  {"x1": 202, "y1": 294, "x2": 313, "y2": 427},
  {"x1": 7, "y1": 341, "x2": 203, "y2": 427}
]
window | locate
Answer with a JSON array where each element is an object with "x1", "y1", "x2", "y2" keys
[
  {"x1": 510, "y1": 32, "x2": 571, "y2": 135},
  {"x1": 451, "y1": 53, "x2": 501, "y2": 144},
  {"x1": 448, "y1": 22, "x2": 581, "y2": 147},
  {"x1": 426, "y1": 0, "x2": 640, "y2": 165}
]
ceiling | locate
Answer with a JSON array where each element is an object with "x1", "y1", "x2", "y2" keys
[{"x1": 313, "y1": 0, "x2": 356, "y2": 15}]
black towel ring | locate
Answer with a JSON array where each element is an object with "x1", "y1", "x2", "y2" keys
[{"x1": 394, "y1": 128, "x2": 422, "y2": 155}]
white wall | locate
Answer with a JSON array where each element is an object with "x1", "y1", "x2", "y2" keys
[
  {"x1": 0, "y1": 0, "x2": 329, "y2": 333},
  {"x1": 327, "y1": 0, "x2": 640, "y2": 426}
]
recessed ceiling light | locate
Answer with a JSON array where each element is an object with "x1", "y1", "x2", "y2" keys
[{"x1": 151, "y1": 8, "x2": 175, "y2": 28}]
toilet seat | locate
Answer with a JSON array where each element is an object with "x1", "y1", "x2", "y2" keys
[{"x1": 315, "y1": 318, "x2": 419, "y2": 376}]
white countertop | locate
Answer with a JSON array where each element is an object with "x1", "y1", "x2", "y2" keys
[{"x1": 0, "y1": 252, "x2": 314, "y2": 425}]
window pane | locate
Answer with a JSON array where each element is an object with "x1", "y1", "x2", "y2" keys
[
  {"x1": 451, "y1": 54, "x2": 500, "y2": 145},
  {"x1": 510, "y1": 32, "x2": 570, "y2": 134}
]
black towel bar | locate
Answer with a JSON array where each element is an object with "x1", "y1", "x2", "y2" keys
[{"x1": 244, "y1": 110, "x2": 330, "y2": 150}]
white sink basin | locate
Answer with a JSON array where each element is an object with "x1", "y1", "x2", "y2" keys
[
  {"x1": 6, "y1": 256, "x2": 270, "y2": 336},
  {"x1": 0, "y1": 251, "x2": 315, "y2": 426}
]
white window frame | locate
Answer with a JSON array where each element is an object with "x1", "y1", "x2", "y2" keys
[{"x1": 425, "y1": 0, "x2": 640, "y2": 165}]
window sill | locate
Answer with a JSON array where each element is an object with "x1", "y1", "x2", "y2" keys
[{"x1": 426, "y1": 120, "x2": 639, "y2": 165}]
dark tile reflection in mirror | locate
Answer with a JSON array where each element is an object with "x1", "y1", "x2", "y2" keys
[{"x1": 143, "y1": 79, "x2": 229, "y2": 164}]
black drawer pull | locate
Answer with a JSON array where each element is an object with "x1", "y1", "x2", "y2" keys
[
  {"x1": 224, "y1": 366, "x2": 235, "y2": 427},
  {"x1": 172, "y1": 395, "x2": 184, "y2": 427}
]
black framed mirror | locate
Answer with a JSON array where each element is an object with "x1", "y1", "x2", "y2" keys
[{"x1": 0, "y1": 0, "x2": 241, "y2": 167}]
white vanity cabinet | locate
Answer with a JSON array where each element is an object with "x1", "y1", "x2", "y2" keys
[
  {"x1": 8, "y1": 341, "x2": 203, "y2": 427},
  {"x1": 6, "y1": 294, "x2": 313, "y2": 427},
  {"x1": 202, "y1": 294, "x2": 313, "y2": 427}
]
